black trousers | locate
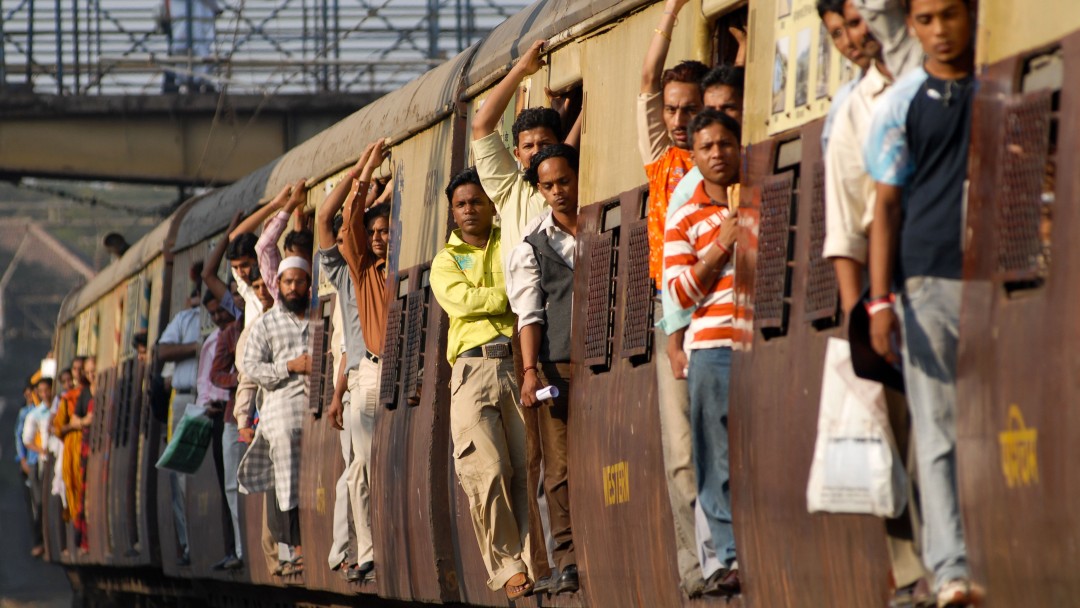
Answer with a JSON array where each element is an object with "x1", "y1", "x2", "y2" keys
[
  {"x1": 265, "y1": 493, "x2": 301, "y2": 547},
  {"x1": 22, "y1": 466, "x2": 44, "y2": 546}
]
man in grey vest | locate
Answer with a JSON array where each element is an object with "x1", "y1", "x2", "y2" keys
[{"x1": 507, "y1": 143, "x2": 580, "y2": 595}]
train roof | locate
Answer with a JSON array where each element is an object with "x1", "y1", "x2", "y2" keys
[
  {"x1": 172, "y1": 161, "x2": 279, "y2": 253},
  {"x1": 461, "y1": 0, "x2": 652, "y2": 96},
  {"x1": 264, "y1": 44, "x2": 476, "y2": 197},
  {"x1": 57, "y1": 215, "x2": 179, "y2": 325}
]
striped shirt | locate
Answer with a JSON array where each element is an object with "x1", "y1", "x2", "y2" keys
[{"x1": 664, "y1": 181, "x2": 735, "y2": 350}]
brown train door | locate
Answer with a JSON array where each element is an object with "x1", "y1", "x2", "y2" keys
[
  {"x1": 731, "y1": 122, "x2": 894, "y2": 607},
  {"x1": 958, "y1": 39, "x2": 1077, "y2": 605}
]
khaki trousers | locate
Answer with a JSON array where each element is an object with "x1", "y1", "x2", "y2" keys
[
  {"x1": 347, "y1": 358, "x2": 378, "y2": 565},
  {"x1": 653, "y1": 313, "x2": 707, "y2": 593},
  {"x1": 534, "y1": 362, "x2": 575, "y2": 572},
  {"x1": 449, "y1": 356, "x2": 529, "y2": 591}
]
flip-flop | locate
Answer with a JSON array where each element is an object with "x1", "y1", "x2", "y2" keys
[{"x1": 504, "y1": 572, "x2": 533, "y2": 600}]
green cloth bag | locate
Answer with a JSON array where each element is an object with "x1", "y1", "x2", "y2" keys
[{"x1": 155, "y1": 413, "x2": 213, "y2": 474}]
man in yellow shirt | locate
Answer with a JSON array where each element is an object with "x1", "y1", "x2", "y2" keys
[{"x1": 430, "y1": 167, "x2": 531, "y2": 600}]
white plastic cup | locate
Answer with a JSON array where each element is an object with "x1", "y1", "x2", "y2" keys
[{"x1": 535, "y1": 385, "x2": 560, "y2": 401}]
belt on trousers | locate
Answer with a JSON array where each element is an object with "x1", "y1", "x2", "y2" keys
[
  {"x1": 365, "y1": 350, "x2": 380, "y2": 364},
  {"x1": 458, "y1": 340, "x2": 512, "y2": 359}
]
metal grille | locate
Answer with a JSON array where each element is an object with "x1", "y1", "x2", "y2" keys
[
  {"x1": 997, "y1": 91, "x2": 1053, "y2": 282},
  {"x1": 621, "y1": 220, "x2": 653, "y2": 359},
  {"x1": 584, "y1": 231, "x2": 615, "y2": 368},
  {"x1": 754, "y1": 171, "x2": 795, "y2": 331},
  {"x1": 803, "y1": 161, "x2": 838, "y2": 323},
  {"x1": 307, "y1": 296, "x2": 333, "y2": 416},
  {"x1": 401, "y1": 289, "x2": 428, "y2": 407},
  {"x1": 379, "y1": 298, "x2": 404, "y2": 409}
]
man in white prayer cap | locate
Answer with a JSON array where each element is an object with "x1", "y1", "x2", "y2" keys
[{"x1": 237, "y1": 256, "x2": 312, "y2": 575}]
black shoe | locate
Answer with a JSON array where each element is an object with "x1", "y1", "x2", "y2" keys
[
  {"x1": 702, "y1": 568, "x2": 740, "y2": 597},
  {"x1": 531, "y1": 571, "x2": 556, "y2": 596},
  {"x1": 357, "y1": 560, "x2": 375, "y2": 581},
  {"x1": 346, "y1": 565, "x2": 362, "y2": 582},
  {"x1": 223, "y1": 556, "x2": 243, "y2": 570},
  {"x1": 177, "y1": 550, "x2": 191, "y2": 567},
  {"x1": 211, "y1": 555, "x2": 234, "y2": 571},
  {"x1": 554, "y1": 564, "x2": 579, "y2": 594}
]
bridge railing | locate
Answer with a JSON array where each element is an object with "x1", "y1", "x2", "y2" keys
[{"x1": 0, "y1": 0, "x2": 524, "y2": 96}]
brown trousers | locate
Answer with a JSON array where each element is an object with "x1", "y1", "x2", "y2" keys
[{"x1": 533, "y1": 361, "x2": 575, "y2": 572}]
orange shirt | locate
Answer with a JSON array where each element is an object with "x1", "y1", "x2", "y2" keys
[
  {"x1": 645, "y1": 146, "x2": 694, "y2": 289},
  {"x1": 339, "y1": 179, "x2": 389, "y2": 357}
]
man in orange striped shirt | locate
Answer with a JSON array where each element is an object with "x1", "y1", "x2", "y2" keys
[{"x1": 663, "y1": 108, "x2": 741, "y2": 596}]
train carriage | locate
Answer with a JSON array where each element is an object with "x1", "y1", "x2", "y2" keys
[{"x1": 41, "y1": 0, "x2": 1080, "y2": 606}]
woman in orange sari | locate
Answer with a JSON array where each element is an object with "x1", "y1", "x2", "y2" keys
[{"x1": 54, "y1": 359, "x2": 93, "y2": 553}]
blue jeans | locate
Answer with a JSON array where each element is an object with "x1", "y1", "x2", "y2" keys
[
  {"x1": 898, "y1": 276, "x2": 968, "y2": 588},
  {"x1": 687, "y1": 346, "x2": 735, "y2": 567}
]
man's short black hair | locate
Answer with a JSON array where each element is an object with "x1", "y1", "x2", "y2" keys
[
  {"x1": 701, "y1": 65, "x2": 746, "y2": 97},
  {"x1": 36, "y1": 377, "x2": 53, "y2": 389},
  {"x1": 332, "y1": 214, "x2": 344, "y2": 238},
  {"x1": 133, "y1": 331, "x2": 148, "y2": 349},
  {"x1": 816, "y1": 0, "x2": 846, "y2": 19},
  {"x1": 661, "y1": 60, "x2": 709, "y2": 91},
  {"x1": 445, "y1": 167, "x2": 485, "y2": 204},
  {"x1": 59, "y1": 368, "x2": 71, "y2": 379},
  {"x1": 688, "y1": 108, "x2": 742, "y2": 145},
  {"x1": 900, "y1": 0, "x2": 969, "y2": 12},
  {"x1": 511, "y1": 107, "x2": 563, "y2": 147},
  {"x1": 202, "y1": 289, "x2": 218, "y2": 307},
  {"x1": 523, "y1": 144, "x2": 579, "y2": 187},
  {"x1": 226, "y1": 232, "x2": 258, "y2": 261},
  {"x1": 364, "y1": 202, "x2": 391, "y2": 229},
  {"x1": 284, "y1": 229, "x2": 314, "y2": 254}
]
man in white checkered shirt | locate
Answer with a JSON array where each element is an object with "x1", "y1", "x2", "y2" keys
[{"x1": 238, "y1": 256, "x2": 312, "y2": 572}]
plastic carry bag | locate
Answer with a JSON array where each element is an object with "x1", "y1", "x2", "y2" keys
[
  {"x1": 155, "y1": 406, "x2": 213, "y2": 474},
  {"x1": 806, "y1": 338, "x2": 906, "y2": 518}
]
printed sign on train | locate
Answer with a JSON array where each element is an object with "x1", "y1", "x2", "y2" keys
[{"x1": 603, "y1": 461, "x2": 630, "y2": 506}]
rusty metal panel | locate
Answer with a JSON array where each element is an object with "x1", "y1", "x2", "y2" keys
[
  {"x1": 370, "y1": 267, "x2": 457, "y2": 603},
  {"x1": 803, "y1": 161, "x2": 839, "y2": 324},
  {"x1": 956, "y1": 39, "x2": 1080, "y2": 607},
  {"x1": 564, "y1": 201, "x2": 684, "y2": 607},
  {"x1": 401, "y1": 289, "x2": 429, "y2": 406},
  {"x1": 379, "y1": 298, "x2": 404, "y2": 410},
  {"x1": 583, "y1": 230, "x2": 615, "y2": 369},
  {"x1": 620, "y1": 219, "x2": 653, "y2": 360},
  {"x1": 996, "y1": 91, "x2": 1053, "y2": 283},
  {"x1": 728, "y1": 121, "x2": 893, "y2": 607},
  {"x1": 754, "y1": 170, "x2": 795, "y2": 332}
]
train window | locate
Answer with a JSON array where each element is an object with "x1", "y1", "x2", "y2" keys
[
  {"x1": 804, "y1": 160, "x2": 840, "y2": 329},
  {"x1": 755, "y1": 138, "x2": 801, "y2": 339},
  {"x1": 998, "y1": 48, "x2": 1060, "y2": 292},
  {"x1": 711, "y1": 4, "x2": 749, "y2": 68},
  {"x1": 584, "y1": 199, "x2": 620, "y2": 371}
]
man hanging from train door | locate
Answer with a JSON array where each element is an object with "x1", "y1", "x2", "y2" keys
[
  {"x1": 336, "y1": 139, "x2": 395, "y2": 583},
  {"x1": 658, "y1": 61, "x2": 745, "y2": 596},
  {"x1": 239, "y1": 256, "x2": 313, "y2": 576},
  {"x1": 638, "y1": 0, "x2": 714, "y2": 597},
  {"x1": 155, "y1": 281, "x2": 204, "y2": 566},
  {"x1": 318, "y1": 142, "x2": 381, "y2": 583},
  {"x1": 864, "y1": 0, "x2": 984, "y2": 605},
  {"x1": 470, "y1": 38, "x2": 584, "y2": 593},
  {"x1": 663, "y1": 110, "x2": 742, "y2": 597},
  {"x1": 507, "y1": 143, "x2": 582, "y2": 596},
  {"x1": 818, "y1": 1, "x2": 933, "y2": 605},
  {"x1": 192, "y1": 288, "x2": 242, "y2": 571},
  {"x1": 430, "y1": 167, "x2": 533, "y2": 600}
]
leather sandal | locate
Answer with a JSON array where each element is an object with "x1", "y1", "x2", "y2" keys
[{"x1": 504, "y1": 572, "x2": 533, "y2": 600}]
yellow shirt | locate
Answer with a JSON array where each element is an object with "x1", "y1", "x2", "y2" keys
[{"x1": 430, "y1": 227, "x2": 515, "y2": 364}]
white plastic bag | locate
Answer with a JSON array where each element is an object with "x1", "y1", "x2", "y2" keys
[{"x1": 807, "y1": 338, "x2": 906, "y2": 518}]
